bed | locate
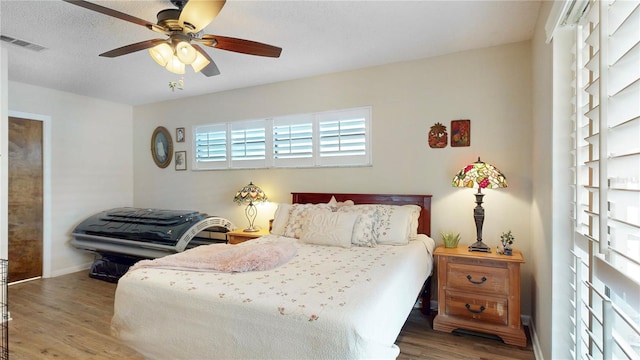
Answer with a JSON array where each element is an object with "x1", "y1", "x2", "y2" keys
[{"x1": 111, "y1": 192, "x2": 434, "y2": 359}]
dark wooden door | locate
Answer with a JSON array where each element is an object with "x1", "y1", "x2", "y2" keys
[{"x1": 8, "y1": 117, "x2": 44, "y2": 282}]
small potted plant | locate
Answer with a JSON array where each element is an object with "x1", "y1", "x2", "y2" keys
[
  {"x1": 500, "y1": 230, "x2": 514, "y2": 255},
  {"x1": 441, "y1": 232, "x2": 461, "y2": 248}
]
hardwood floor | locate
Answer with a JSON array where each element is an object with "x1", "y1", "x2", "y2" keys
[{"x1": 8, "y1": 271, "x2": 536, "y2": 359}]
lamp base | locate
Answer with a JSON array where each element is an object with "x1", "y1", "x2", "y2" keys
[
  {"x1": 243, "y1": 227, "x2": 260, "y2": 233},
  {"x1": 468, "y1": 241, "x2": 491, "y2": 253}
]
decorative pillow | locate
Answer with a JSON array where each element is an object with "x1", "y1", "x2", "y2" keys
[
  {"x1": 283, "y1": 203, "x2": 333, "y2": 239},
  {"x1": 373, "y1": 205, "x2": 418, "y2": 245},
  {"x1": 405, "y1": 205, "x2": 422, "y2": 240},
  {"x1": 300, "y1": 211, "x2": 359, "y2": 248},
  {"x1": 270, "y1": 204, "x2": 292, "y2": 236},
  {"x1": 337, "y1": 205, "x2": 378, "y2": 247},
  {"x1": 328, "y1": 196, "x2": 355, "y2": 210},
  {"x1": 339, "y1": 204, "x2": 418, "y2": 246}
]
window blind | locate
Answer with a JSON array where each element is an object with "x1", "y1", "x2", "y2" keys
[{"x1": 569, "y1": 1, "x2": 640, "y2": 359}]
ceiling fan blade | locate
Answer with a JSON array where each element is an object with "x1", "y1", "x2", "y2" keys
[
  {"x1": 192, "y1": 44, "x2": 220, "y2": 77},
  {"x1": 199, "y1": 35, "x2": 282, "y2": 58},
  {"x1": 100, "y1": 39, "x2": 167, "y2": 58},
  {"x1": 179, "y1": 0, "x2": 226, "y2": 33},
  {"x1": 62, "y1": 0, "x2": 158, "y2": 30}
]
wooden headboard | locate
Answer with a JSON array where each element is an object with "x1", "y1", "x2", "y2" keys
[{"x1": 291, "y1": 192, "x2": 432, "y2": 237}]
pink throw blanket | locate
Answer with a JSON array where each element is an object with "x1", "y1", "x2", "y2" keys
[{"x1": 128, "y1": 241, "x2": 297, "y2": 273}]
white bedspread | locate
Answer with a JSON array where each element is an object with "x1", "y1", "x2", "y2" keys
[{"x1": 111, "y1": 234, "x2": 435, "y2": 360}]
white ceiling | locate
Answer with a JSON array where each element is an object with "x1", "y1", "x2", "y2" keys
[{"x1": 1, "y1": 0, "x2": 541, "y2": 106}]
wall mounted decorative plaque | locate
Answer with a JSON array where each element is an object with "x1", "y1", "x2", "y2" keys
[{"x1": 451, "y1": 119, "x2": 470, "y2": 147}]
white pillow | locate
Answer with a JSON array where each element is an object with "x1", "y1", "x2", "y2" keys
[
  {"x1": 283, "y1": 203, "x2": 333, "y2": 239},
  {"x1": 300, "y1": 211, "x2": 359, "y2": 248},
  {"x1": 337, "y1": 205, "x2": 378, "y2": 247},
  {"x1": 405, "y1": 205, "x2": 422, "y2": 240},
  {"x1": 374, "y1": 205, "x2": 417, "y2": 245},
  {"x1": 328, "y1": 196, "x2": 355, "y2": 210},
  {"x1": 270, "y1": 204, "x2": 291, "y2": 236}
]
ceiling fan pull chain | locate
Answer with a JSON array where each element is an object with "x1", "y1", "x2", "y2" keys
[{"x1": 169, "y1": 77, "x2": 184, "y2": 92}]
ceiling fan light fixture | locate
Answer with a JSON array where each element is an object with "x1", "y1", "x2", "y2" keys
[
  {"x1": 149, "y1": 43, "x2": 173, "y2": 66},
  {"x1": 176, "y1": 41, "x2": 197, "y2": 64},
  {"x1": 165, "y1": 55, "x2": 186, "y2": 74},
  {"x1": 191, "y1": 51, "x2": 211, "y2": 73}
]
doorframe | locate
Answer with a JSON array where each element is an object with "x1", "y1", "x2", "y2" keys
[{"x1": 5, "y1": 110, "x2": 52, "y2": 278}]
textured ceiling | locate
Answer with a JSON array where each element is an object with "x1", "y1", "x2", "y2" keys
[{"x1": 1, "y1": 0, "x2": 541, "y2": 105}]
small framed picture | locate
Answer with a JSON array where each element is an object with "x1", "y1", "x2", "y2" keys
[
  {"x1": 176, "y1": 127, "x2": 185, "y2": 143},
  {"x1": 451, "y1": 119, "x2": 471, "y2": 147},
  {"x1": 175, "y1": 151, "x2": 187, "y2": 171}
]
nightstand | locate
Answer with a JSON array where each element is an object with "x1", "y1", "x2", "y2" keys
[
  {"x1": 226, "y1": 228, "x2": 270, "y2": 245},
  {"x1": 433, "y1": 245, "x2": 526, "y2": 347}
]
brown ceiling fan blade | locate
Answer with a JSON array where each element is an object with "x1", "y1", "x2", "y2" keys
[
  {"x1": 192, "y1": 44, "x2": 220, "y2": 77},
  {"x1": 179, "y1": 0, "x2": 226, "y2": 33},
  {"x1": 199, "y1": 35, "x2": 282, "y2": 58},
  {"x1": 62, "y1": 0, "x2": 157, "y2": 29},
  {"x1": 100, "y1": 39, "x2": 167, "y2": 58}
]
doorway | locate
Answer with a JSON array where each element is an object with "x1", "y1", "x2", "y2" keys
[{"x1": 7, "y1": 116, "x2": 43, "y2": 282}]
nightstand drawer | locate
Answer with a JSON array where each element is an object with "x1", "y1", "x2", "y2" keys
[
  {"x1": 445, "y1": 291, "x2": 508, "y2": 326},
  {"x1": 446, "y1": 263, "x2": 509, "y2": 295}
]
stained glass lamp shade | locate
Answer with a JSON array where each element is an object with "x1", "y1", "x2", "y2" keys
[
  {"x1": 233, "y1": 182, "x2": 268, "y2": 232},
  {"x1": 452, "y1": 157, "x2": 508, "y2": 252}
]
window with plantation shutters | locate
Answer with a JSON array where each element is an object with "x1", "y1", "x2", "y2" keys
[
  {"x1": 230, "y1": 120, "x2": 267, "y2": 168},
  {"x1": 318, "y1": 108, "x2": 369, "y2": 166},
  {"x1": 193, "y1": 106, "x2": 371, "y2": 170},
  {"x1": 562, "y1": 0, "x2": 640, "y2": 359},
  {"x1": 272, "y1": 114, "x2": 314, "y2": 167},
  {"x1": 193, "y1": 123, "x2": 227, "y2": 169}
]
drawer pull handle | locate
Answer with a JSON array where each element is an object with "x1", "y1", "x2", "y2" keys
[
  {"x1": 466, "y1": 275, "x2": 487, "y2": 284},
  {"x1": 465, "y1": 304, "x2": 486, "y2": 314}
]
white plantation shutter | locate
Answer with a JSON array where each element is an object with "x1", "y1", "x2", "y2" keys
[
  {"x1": 566, "y1": 1, "x2": 640, "y2": 359},
  {"x1": 272, "y1": 114, "x2": 314, "y2": 167},
  {"x1": 230, "y1": 120, "x2": 266, "y2": 168},
  {"x1": 193, "y1": 123, "x2": 227, "y2": 170},
  {"x1": 317, "y1": 107, "x2": 371, "y2": 166}
]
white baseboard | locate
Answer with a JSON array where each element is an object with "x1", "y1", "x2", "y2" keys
[
  {"x1": 8, "y1": 276, "x2": 42, "y2": 285},
  {"x1": 524, "y1": 315, "x2": 544, "y2": 360},
  {"x1": 49, "y1": 262, "x2": 92, "y2": 278}
]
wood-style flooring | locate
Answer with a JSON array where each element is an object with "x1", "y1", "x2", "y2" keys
[{"x1": 8, "y1": 271, "x2": 536, "y2": 359}]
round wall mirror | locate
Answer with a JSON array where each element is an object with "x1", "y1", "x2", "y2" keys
[{"x1": 151, "y1": 126, "x2": 173, "y2": 168}]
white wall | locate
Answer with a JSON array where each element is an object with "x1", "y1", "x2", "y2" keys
[
  {"x1": 6, "y1": 82, "x2": 134, "y2": 276},
  {"x1": 133, "y1": 41, "x2": 534, "y2": 315}
]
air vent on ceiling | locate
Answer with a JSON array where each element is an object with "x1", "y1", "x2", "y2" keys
[{"x1": 0, "y1": 35, "x2": 47, "y2": 52}]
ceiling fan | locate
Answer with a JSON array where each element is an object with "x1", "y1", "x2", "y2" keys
[{"x1": 62, "y1": 0, "x2": 282, "y2": 76}]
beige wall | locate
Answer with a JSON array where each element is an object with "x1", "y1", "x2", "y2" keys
[
  {"x1": 531, "y1": 1, "x2": 575, "y2": 358},
  {"x1": 531, "y1": 2, "x2": 554, "y2": 358},
  {"x1": 6, "y1": 82, "x2": 134, "y2": 276},
  {"x1": 133, "y1": 41, "x2": 534, "y2": 315}
]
